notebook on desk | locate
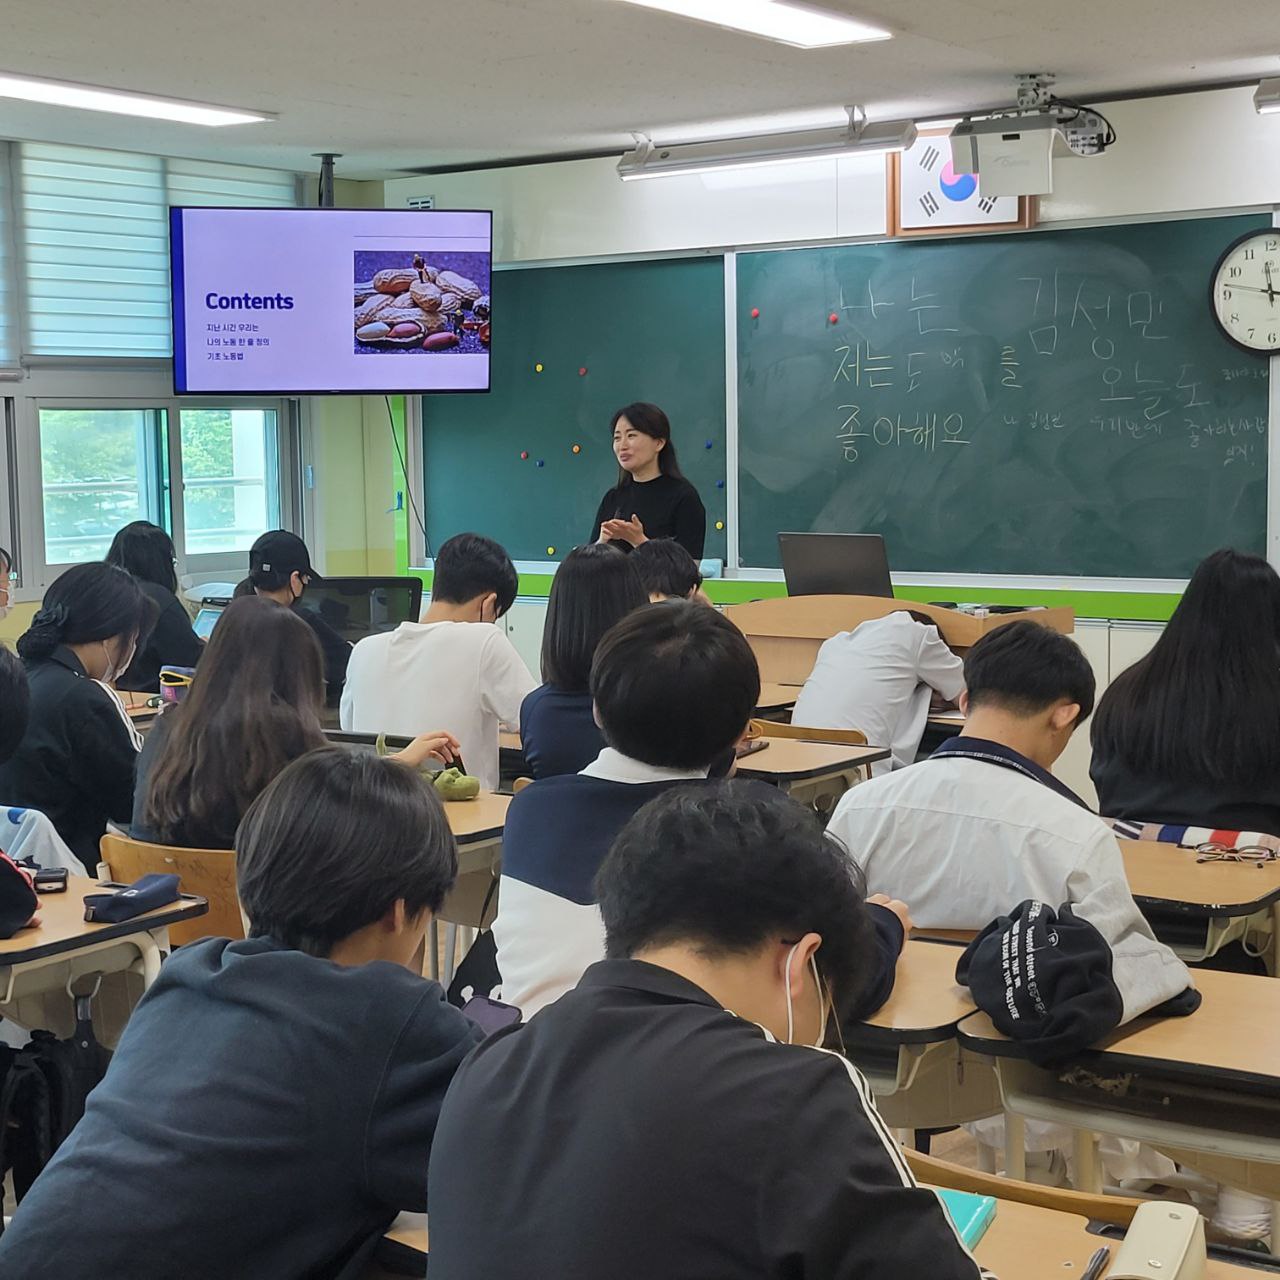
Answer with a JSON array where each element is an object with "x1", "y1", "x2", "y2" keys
[{"x1": 935, "y1": 1189, "x2": 997, "y2": 1248}]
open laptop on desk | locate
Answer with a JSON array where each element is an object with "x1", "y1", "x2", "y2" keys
[{"x1": 778, "y1": 533, "x2": 893, "y2": 597}]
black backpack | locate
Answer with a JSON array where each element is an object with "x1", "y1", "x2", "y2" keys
[{"x1": 0, "y1": 994, "x2": 112, "y2": 1230}]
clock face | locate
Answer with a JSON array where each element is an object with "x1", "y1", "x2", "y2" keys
[{"x1": 1212, "y1": 230, "x2": 1280, "y2": 354}]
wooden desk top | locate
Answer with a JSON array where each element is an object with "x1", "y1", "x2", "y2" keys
[
  {"x1": 736, "y1": 738, "x2": 890, "y2": 782},
  {"x1": 443, "y1": 791, "x2": 510, "y2": 844},
  {"x1": 1121, "y1": 839, "x2": 1280, "y2": 917},
  {"x1": 0, "y1": 876, "x2": 208, "y2": 966},
  {"x1": 855, "y1": 939, "x2": 976, "y2": 1045},
  {"x1": 756, "y1": 681, "x2": 801, "y2": 714},
  {"x1": 957, "y1": 967, "x2": 1280, "y2": 1091},
  {"x1": 926, "y1": 709, "x2": 965, "y2": 730}
]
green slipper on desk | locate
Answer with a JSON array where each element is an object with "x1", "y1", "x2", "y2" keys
[{"x1": 433, "y1": 767, "x2": 481, "y2": 802}]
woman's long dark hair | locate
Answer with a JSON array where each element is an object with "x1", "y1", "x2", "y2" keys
[
  {"x1": 1092, "y1": 548, "x2": 1280, "y2": 786},
  {"x1": 106, "y1": 521, "x2": 178, "y2": 594},
  {"x1": 144, "y1": 596, "x2": 326, "y2": 848},
  {"x1": 540, "y1": 544, "x2": 647, "y2": 691},
  {"x1": 611, "y1": 402, "x2": 685, "y2": 488},
  {"x1": 18, "y1": 563, "x2": 152, "y2": 661}
]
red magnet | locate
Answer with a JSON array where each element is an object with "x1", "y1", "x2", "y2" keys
[
  {"x1": 750, "y1": 308, "x2": 760, "y2": 319},
  {"x1": 520, "y1": 451, "x2": 529, "y2": 460},
  {"x1": 828, "y1": 313, "x2": 839, "y2": 325},
  {"x1": 578, "y1": 367, "x2": 588, "y2": 376}
]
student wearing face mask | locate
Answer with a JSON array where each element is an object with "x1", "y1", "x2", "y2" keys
[
  {"x1": 428, "y1": 782, "x2": 989, "y2": 1280},
  {"x1": 244, "y1": 530, "x2": 351, "y2": 704},
  {"x1": 0, "y1": 563, "x2": 156, "y2": 871},
  {"x1": 0, "y1": 545, "x2": 17, "y2": 621}
]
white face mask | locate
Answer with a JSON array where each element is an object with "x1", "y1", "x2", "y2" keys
[
  {"x1": 100, "y1": 639, "x2": 135, "y2": 686},
  {"x1": 783, "y1": 942, "x2": 828, "y2": 1049}
]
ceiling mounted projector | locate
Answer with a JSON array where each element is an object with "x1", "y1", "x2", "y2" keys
[
  {"x1": 949, "y1": 74, "x2": 1115, "y2": 197},
  {"x1": 617, "y1": 107, "x2": 917, "y2": 181}
]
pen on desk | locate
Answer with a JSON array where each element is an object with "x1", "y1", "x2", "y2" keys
[{"x1": 1081, "y1": 1245, "x2": 1110, "y2": 1280}]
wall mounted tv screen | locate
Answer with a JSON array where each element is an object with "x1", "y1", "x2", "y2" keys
[{"x1": 170, "y1": 207, "x2": 492, "y2": 395}]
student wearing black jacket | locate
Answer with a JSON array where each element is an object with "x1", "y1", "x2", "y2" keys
[
  {"x1": 0, "y1": 748, "x2": 482, "y2": 1280},
  {"x1": 591, "y1": 402, "x2": 706, "y2": 559},
  {"x1": 519, "y1": 543, "x2": 647, "y2": 779},
  {"x1": 0, "y1": 646, "x2": 40, "y2": 938},
  {"x1": 1091, "y1": 549, "x2": 1280, "y2": 834},
  {"x1": 107, "y1": 521, "x2": 203, "y2": 691},
  {"x1": 0, "y1": 564, "x2": 154, "y2": 871},
  {"x1": 430, "y1": 782, "x2": 988, "y2": 1280}
]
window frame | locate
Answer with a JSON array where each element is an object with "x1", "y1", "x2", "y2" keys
[{"x1": 13, "y1": 366, "x2": 297, "y2": 595}]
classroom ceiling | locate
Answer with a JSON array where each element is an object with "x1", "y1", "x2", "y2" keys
[{"x1": 0, "y1": 0, "x2": 1276, "y2": 180}]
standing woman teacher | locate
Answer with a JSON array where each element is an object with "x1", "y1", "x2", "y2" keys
[{"x1": 592, "y1": 403, "x2": 706, "y2": 559}]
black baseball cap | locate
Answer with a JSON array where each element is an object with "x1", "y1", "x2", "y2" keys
[{"x1": 248, "y1": 530, "x2": 323, "y2": 584}]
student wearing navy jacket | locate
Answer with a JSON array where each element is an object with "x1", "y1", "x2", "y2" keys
[
  {"x1": 0, "y1": 748, "x2": 482, "y2": 1280},
  {"x1": 430, "y1": 783, "x2": 988, "y2": 1280},
  {"x1": 519, "y1": 543, "x2": 647, "y2": 780},
  {"x1": 494, "y1": 601, "x2": 910, "y2": 1020},
  {"x1": 0, "y1": 563, "x2": 155, "y2": 871}
]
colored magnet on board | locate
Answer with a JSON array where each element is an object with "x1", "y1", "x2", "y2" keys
[
  {"x1": 716, "y1": 479, "x2": 725, "y2": 489},
  {"x1": 579, "y1": 367, "x2": 588, "y2": 376},
  {"x1": 520, "y1": 451, "x2": 529, "y2": 460},
  {"x1": 534, "y1": 363, "x2": 544, "y2": 373},
  {"x1": 705, "y1": 440, "x2": 713, "y2": 450},
  {"x1": 547, "y1": 546, "x2": 556, "y2": 556},
  {"x1": 572, "y1": 444, "x2": 581, "y2": 454},
  {"x1": 828, "y1": 313, "x2": 839, "y2": 325},
  {"x1": 536, "y1": 459, "x2": 545, "y2": 468},
  {"x1": 750, "y1": 307, "x2": 760, "y2": 319},
  {"x1": 715, "y1": 521, "x2": 725, "y2": 531}
]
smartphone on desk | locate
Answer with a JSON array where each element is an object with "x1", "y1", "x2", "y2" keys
[
  {"x1": 34, "y1": 867, "x2": 68, "y2": 893},
  {"x1": 736, "y1": 738, "x2": 770, "y2": 759}
]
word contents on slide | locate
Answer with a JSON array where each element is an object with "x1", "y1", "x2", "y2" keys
[{"x1": 170, "y1": 208, "x2": 492, "y2": 394}]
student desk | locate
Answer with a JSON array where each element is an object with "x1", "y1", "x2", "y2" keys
[
  {"x1": 755, "y1": 681, "x2": 801, "y2": 718},
  {"x1": 376, "y1": 1191, "x2": 1266, "y2": 1280},
  {"x1": 736, "y1": 739, "x2": 889, "y2": 809},
  {"x1": 1120, "y1": 838, "x2": 1280, "y2": 971},
  {"x1": 433, "y1": 793, "x2": 510, "y2": 984},
  {"x1": 845, "y1": 940, "x2": 997, "y2": 1132},
  {"x1": 0, "y1": 876, "x2": 207, "y2": 1036},
  {"x1": 956, "y1": 967, "x2": 1280, "y2": 1198}
]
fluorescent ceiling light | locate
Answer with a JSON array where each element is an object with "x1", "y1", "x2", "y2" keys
[
  {"x1": 1256, "y1": 77, "x2": 1280, "y2": 115},
  {"x1": 618, "y1": 111, "x2": 916, "y2": 181},
  {"x1": 615, "y1": 0, "x2": 891, "y2": 49},
  {"x1": 0, "y1": 72, "x2": 271, "y2": 126}
]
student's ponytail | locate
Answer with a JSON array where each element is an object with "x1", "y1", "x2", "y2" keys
[{"x1": 17, "y1": 602, "x2": 69, "y2": 660}]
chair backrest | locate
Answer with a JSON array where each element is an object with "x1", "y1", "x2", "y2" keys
[
  {"x1": 904, "y1": 1150, "x2": 1144, "y2": 1227},
  {"x1": 512, "y1": 777, "x2": 534, "y2": 795},
  {"x1": 99, "y1": 832, "x2": 243, "y2": 947},
  {"x1": 751, "y1": 719, "x2": 868, "y2": 747}
]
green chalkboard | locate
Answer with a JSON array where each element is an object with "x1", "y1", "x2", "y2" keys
[
  {"x1": 422, "y1": 256, "x2": 726, "y2": 563},
  {"x1": 737, "y1": 215, "x2": 1271, "y2": 577}
]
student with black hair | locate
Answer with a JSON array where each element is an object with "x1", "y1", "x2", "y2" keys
[
  {"x1": 0, "y1": 563, "x2": 155, "y2": 870},
  {"x1": 342, "y1": 532, "x2": 535, "y2": 791},
  {"x1": 520, "y1": 543, "x2": 647, "y2": 779},
  {"x1": 629, "y1": 536, "x2": 709, "y2": 603},
  {"x1": 0, "y1": 544, "x2": 17, "y2": 621},
  {"x1": 244, "y1": 529, "x2": 350, "y2": 702},
  {"x1": 430, "y1": 782, "x2": 986, "y2": 1280},
  {"x1": 494, "y1": 601, "x2": 909, "y2": 1019},
  {"x1": 0, "y1": 646, "x2": 41, "y2": 936},
  {"x1": 1091, "y1": 548, "x2": 1280, "y2": 834},
  {"x1": 106, "y1": 520, "x2": 204, "y2": 691},
  {"x1": 793, "y1": 608, "x2": 964, "y2": 777},
  {"x1": 0, "y1": 748, "x2": 483, "y2": 1279},
  {"x1": 591, "y1": 403, "x2": 706, "y2": 558}
]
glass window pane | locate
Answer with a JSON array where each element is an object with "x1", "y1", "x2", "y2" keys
[
  {"x1": 39, "y1": 408, "x2": 164, "y2": 564},
  {"x1": 179, "y1": 408, "x2": 279, "y2": 556}
]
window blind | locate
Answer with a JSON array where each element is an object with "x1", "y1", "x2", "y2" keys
[
  {"x1": 0, "y1": 144, "x2": 19, "y2": 370},
  {"x1": 19, "y1": 143, "x2": 171, "y2": 357},
  {"x1": 165, "y1": 157, "x2": 298, "y2": 208}
]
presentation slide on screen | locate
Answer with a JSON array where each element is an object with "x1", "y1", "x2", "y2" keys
[{"x1": 171, "y1": 208, "x2": 492, "y2": 394}]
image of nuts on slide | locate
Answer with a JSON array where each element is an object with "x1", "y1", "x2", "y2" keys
[
  {"x1": 435, "y1": 271, "x2": 484, "y2": 304},
  {"x1": 354, "y1": 250, "x2": 491, "y2": 356},
  {"x1": 410, "y1": 281, "x2": 444, "y2": 311},
  {"x1": 372, "y1": 268, "x2": 418, "y2": 294}
]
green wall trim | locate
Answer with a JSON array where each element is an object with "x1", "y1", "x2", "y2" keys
[{"x1": 408, "y1": 567, "x2": 1183, "y2": 621}]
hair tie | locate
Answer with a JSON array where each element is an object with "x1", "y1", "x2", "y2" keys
[{"x1": 31, "y1": 602, "x2": 69, "y2": 631}]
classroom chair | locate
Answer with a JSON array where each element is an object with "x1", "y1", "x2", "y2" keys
[
  {"x1": 512, "y1": 777, "x2": 534, "y2": 794},
  {"x1": 749, "y1": 719, "x2": 869, "y2": 748},
  {"x1": 905, "y1": 1149, "x2": 1146, "y2": 1228},
  {"x1": 98, "y1": 833, "x2": 244, "y2": 947}
]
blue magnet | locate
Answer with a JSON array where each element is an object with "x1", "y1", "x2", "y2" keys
[
  {"x1": 536, "y1": 459, "x2": 545, "y2": 468},
  {"x1": 705, "y1": 439, "x2": 714, "y2": 449},
  {"x1": 716, "y1": 479, "x2": 725, "y2": 489}
]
